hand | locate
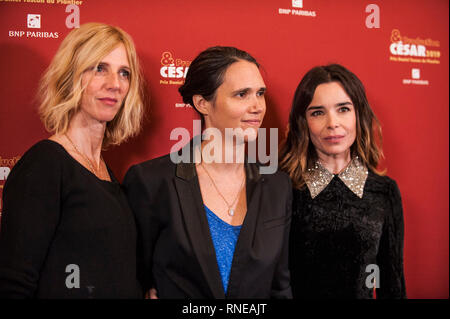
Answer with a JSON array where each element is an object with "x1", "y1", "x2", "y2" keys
[{"x1": 145, "y1": 288, "x2": 158, "y2": 299}]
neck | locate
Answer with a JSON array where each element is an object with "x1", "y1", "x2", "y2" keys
[
  {"x1": 66, "y1": 112, "x2": 106, "y2": 163},
  {"x1": 200, "y1": 139, "x2": 245, "y2": 174},
  {"x1": 316, "y1": 149, "x2": 352, "y2": 174}
]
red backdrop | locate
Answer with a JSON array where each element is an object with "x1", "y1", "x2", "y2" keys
[{"x1": 0, "y1": 0, "x2": 448, "y2": 299}]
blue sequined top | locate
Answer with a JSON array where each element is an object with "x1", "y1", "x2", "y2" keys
[{"x1": 204, "y1": 205, "x2": 242, "y2": 293}]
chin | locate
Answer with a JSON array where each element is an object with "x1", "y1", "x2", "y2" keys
[
  {"x1": 242, "y1": 127, "x2": 258, "y2": 142},
  {"x1": 324, "y1": 147, "x2": 352, "y2": 157},
  {"x1": 100, "y1": 111, "x2": 121, "y2": 123}
]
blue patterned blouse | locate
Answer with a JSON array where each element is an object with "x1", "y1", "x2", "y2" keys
[{"x1": 204, "y1": 205, "x2": 242, "y2": 293}]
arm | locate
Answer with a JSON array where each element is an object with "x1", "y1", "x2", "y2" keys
[
  {"x1": 270, "y1": 175, "x2": 293, "y2": 299},
  {"x1": 0, "y1": 147, "x2": 61, "y2": 298},
  {"x1": 122, "y1": 164, "x2": 159, "y2": 295},
  {"x1": 376, "y1": 179, "x2": 407, "y2": 299}
]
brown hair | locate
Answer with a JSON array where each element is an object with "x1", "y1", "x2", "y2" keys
[{"x1": 279, "y1": 64, "x2": 384, "y2": 189}]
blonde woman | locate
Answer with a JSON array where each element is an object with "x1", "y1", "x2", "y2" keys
[{"x1": 0, "y1": 23, "x2": 144, "y2": 298}]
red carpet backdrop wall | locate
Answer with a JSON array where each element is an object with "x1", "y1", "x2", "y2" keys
[{"x1": 0, "y1": 0, "x2": 448, "y2": 299}]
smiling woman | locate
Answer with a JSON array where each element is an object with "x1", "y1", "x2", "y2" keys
[{"x1": 0, "y1": 23, "x2": 145, "y2": 298}]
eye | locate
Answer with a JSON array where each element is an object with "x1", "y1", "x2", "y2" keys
[
  {"x1": 310, "y1": 110, "x2": 324, "y2": 117},
  {"x1": 236, "y1": 91, "x2": 247, "y2": 98},
  {"x1": 338, "y1": 106, "x2": 351, "y2": 112},
  {"x1": 256, "y1": 89, "x2": 266, "y2": 97},
  {"x1": 119, "y1": 68, "x2": 130, "y2": 79},
  {"x1": 95, "y1": 63, "x2": 106, "y2": 73}
]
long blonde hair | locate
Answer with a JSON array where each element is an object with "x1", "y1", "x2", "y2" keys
[{"x1": 38, "y1": 22, "x2": 144, "y2": 147}]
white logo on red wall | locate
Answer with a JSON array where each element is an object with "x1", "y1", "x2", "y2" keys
[
  {"x1": 9, "y1": 14, "x2": 59, "y2": 39},
  {"x1": 292, "y1": 0, "x2": 303, "y2": 8},
  {"x1": 0, "y1": 156, "x2": 20, "y2": 216},
  {"x1": 159, "y1": 51, "x2": 191, "y2": 85},
  {"x1": 27, "y1": 14, "x2": 41, "y2": 28},
  {"x1": 411, "y1": 68, "x2": 420, "y2": 79},
  {"x1": 159, "y1": 52, "x2": 193, "y2": 108},
  {"x1": 279, "y1": 0, "x2": 316, "y2": 17},
  {"x1": 402, "y1": 68, "x2": 429, "y2": 86},
  {"x1": 389, "y1": 29, "x2": 440, "y2": 65}
]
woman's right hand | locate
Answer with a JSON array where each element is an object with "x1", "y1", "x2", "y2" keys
[{"x1": 145, "y1": 288, "x2": 158, "y2": 299}]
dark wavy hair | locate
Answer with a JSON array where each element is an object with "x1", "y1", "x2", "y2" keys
[
  {"x1": 279, "y1": 64, "x2": 384, "y2": 189},
  {"x1": 178, "y1": 46, "x2": 259, "y2": 121}
]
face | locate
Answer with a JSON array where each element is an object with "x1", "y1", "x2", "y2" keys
[
  {"x1": 202, "y1": 60, "x2": 266, "y2": 142},
  {"x1": 79, "y1": 44, "x2": 130, "y2": 123},
  {"x1": 306, "y1": 81, "x2": 357, "y2": 160}
]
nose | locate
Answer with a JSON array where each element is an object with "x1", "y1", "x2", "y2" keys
[
  {"x1": 326, "y1": 112, "x2": 339, "y2": 129},
  {"x1": 105, "y1": 72, "x2": 120, "y2": 91},
  {"x1": 249, "y1": 94, "x2": 265, "y2": 114}
]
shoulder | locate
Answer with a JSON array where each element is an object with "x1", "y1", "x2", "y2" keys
[
  {"x1": 366, "y1": 171, "x2": 400, "y2": 194},
  {"x1": 8, "y1": 140, "x2": 65, "y2": 175},
  {"x1": 20, "y1": 139, "x2": 65, "y2": 161},
  {"x1": 4, "y1": 140, "x2": 65, "y2": 192},
  {"x1": 262, "y1": 168, "x2": 292, "y2": 188},
  {"x1": 256, "y1": 166, "x2": 293, "y2": 202},
  {"x1": 366, "y1": 171, "x2": 403, "y2": 212},
  {"x1": 123, "y1": 153, "x2": 176, "y2": 185}
]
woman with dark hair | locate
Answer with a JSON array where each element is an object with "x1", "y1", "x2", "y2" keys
[
  {"x1": 123, "y1": 46, "x2": 292, "y2": 299},
  {"x1": 280, "y1": 64, "x2": 406, "y2": 299}
]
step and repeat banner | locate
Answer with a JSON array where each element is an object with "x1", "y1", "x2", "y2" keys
[{"x1": 0, "y1": 0, "x2": 448, "y2": 298}]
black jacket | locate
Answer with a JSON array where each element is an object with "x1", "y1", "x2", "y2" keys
[{"x1": 123, "y1": 144, "x2": 292, "y2": 299}]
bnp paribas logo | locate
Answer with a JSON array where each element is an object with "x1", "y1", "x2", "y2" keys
[
  {"x1": 279, "y1": 0, "x2": 316, "y2": 17},
  {"x1": 27, "y1": 14, "x2": 41, "y2": 29},
  {"x1": 402, "y1": 68, "x2": 429, "y2": 86},
  {"x1": 292, "y1": 0, "x2": 303, "y2": 8}
]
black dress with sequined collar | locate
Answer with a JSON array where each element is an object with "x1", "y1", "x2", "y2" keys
[{"x1": 289, "y1": 157, "x2": 406, "y2": 299}]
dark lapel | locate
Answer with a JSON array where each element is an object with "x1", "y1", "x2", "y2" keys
[
  {"x1": 173, "y1": 140, "x2": 264, "y2": 299},
  {"x1": 173, "y1": 148, "x2": 225, "y2": 298}
]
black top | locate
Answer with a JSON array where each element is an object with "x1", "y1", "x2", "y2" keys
[
  {"x1": 0, "y1": 140, "x2": 141, "y2": 298},
  {"x1": 289, "y1": 171, "x2": 406, "y2": 299},
  {"x1": 123, "y1": 141, "x2": 292, "y2": 299}
]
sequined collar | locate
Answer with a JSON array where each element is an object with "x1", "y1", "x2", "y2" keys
[{"x1": 304, "y1": 157, "x2": 369, "y2": 199}]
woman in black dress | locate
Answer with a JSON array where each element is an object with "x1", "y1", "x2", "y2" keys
[
  {"x1": 279, "y1": 64, "x2": 406, "y2": 299},
  {"x1": 0, "y1": 23, "x2": 144, "y2": 298}
]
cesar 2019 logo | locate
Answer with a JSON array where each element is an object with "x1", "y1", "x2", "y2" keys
[
  {"x1": 0, "y1": 156, "x2": 21, "y2": 215},
  {"x1": 389, "y1": 29, "x2": 441, "y2": 63},
  {"x1": 159, "y1": 51, "x2": 191, "y2": 85},
  {"x1": 0, "y1": 156, "x2": 20, "y2": 183}
]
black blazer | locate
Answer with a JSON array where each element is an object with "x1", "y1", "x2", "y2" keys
[{"x1": 123, "y1": 144, "x2": 292, "y2": 299}]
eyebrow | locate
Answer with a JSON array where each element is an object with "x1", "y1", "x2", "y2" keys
[
  {"x1": 336, "y1": 101, "x2": 353, "y2": 106},
  {"x1": 97, "y1": 62, "x2": 131, "y2": 69},
  {"x1": 231, "y1": 87, "x2": 266, "y2": 95}
]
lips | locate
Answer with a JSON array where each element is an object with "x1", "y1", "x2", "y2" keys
[
  {"x1": 241, "y1": 119, "x2": 261, "y2": 126},
  {"x1": 323, "y1": 135, "x2": 345, "y2": 143},
  {"x1": 98, "y1": 97, "x2": 118, "y2": 105}
]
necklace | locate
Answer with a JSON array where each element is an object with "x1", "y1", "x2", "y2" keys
[
  {"x1": 199, "y1": 163, "x2": 245, "y2": 216},
  {"x1": 65, "y1": 133, "x2": 104, "y2": 178}
]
